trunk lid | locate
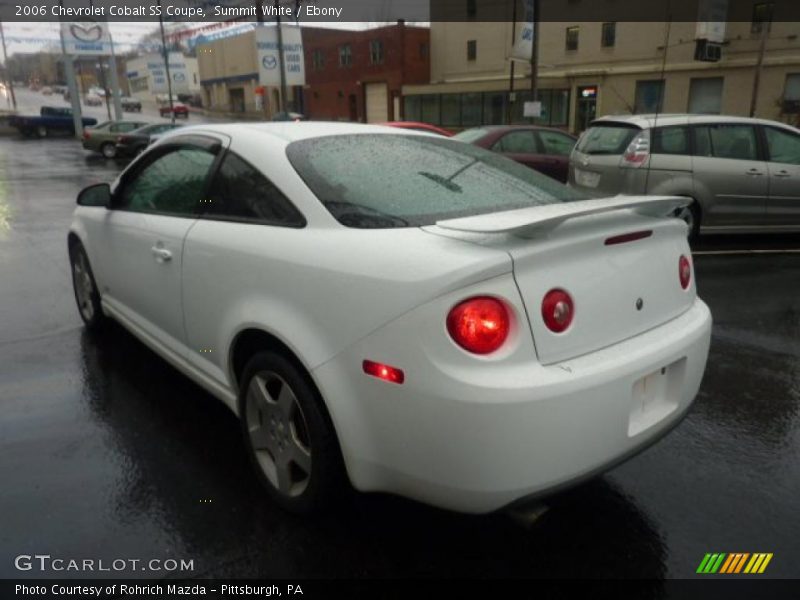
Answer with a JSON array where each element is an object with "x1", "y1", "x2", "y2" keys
[{"x1": 429, "y1": 197, "x2": 695, "y2": 365}]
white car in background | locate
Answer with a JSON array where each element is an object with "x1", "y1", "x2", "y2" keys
[{"x1": 68, "y1": 123, "x2": 712, "y2": 514}]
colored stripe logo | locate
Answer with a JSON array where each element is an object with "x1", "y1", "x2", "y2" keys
[{"x1": 697, "y1": 553, "x2": 773, "y2": 574}]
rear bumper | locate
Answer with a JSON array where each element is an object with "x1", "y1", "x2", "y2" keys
[{"x1": 313, "y1": 298, "x2": 711, "y2": 513}]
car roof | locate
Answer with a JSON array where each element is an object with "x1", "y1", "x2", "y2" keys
[
  {"x1": 591, "y1": 113, "x2": 799, "y2": 131},
  {"x1": 168, "y1": 122, "x2": 426, "y2": 145}
]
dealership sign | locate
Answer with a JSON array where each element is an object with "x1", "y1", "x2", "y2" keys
[
  {"x1": 60, "y1": 21, "x2": 112, "y2": 56},
  {"x1": 255, "y1": 25, "x2": 305, "y2": 87},
  {"x1": 148, "y1": 52, "x2": 190, "y2": 94}
]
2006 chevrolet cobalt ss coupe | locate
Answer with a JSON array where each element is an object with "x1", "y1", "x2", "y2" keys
[{"x1": 68, "y1": 123, "x2": 711, "y2": 514}]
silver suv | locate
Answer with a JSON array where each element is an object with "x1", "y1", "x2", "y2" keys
[{"x1": 568, "y1": 114, "x2": 800, "y2": 237}]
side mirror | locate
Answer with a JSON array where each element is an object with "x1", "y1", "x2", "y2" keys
[{"x1": 77, "y1": 183, "x2": 111, "y2": 208}]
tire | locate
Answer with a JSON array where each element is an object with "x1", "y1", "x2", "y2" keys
[
  {"x1": 675, "y1": 201, "x2": 701, "y2": 241},
  {"x1": 239, "y1": 351, "x2": 346, "y2": 514},
  {"x1": 100, "y1": 142, "x2": 117, "y2": 159},
  {"x1": 36, "y1": 125, "x2": 48, "y2": 138},
  {"x1": 69, "y1": 242, "x2": 106, "y2": 330}
]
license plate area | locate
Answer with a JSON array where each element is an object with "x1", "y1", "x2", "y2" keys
[
  {"x1": 628, "y1": 358, "x2": 687, "y2": 437},
  {"x1": 575, "y1": 168, "x2": 601, "y2": 188}
]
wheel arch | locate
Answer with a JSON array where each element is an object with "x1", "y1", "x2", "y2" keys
[{"x1": 228, "y1": 327, "x2": 343, "y2": 458}]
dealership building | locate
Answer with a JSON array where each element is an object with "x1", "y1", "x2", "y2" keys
[{"x1": 125, "y1": 53, "x2": 200, "y2": 100}]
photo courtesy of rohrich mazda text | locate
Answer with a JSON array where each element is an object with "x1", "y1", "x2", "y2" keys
[{"x1": 1, "y1": 0, "x2": 799, "y2": 597}]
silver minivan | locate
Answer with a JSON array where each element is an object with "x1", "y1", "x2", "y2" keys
[{"x1": 568, "y1": 114, "x2": 800, "y2": 237}]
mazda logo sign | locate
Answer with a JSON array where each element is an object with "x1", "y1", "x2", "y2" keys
[
  {"x1": 262, "y1": 55, "x2": 277, "y2": 70},
  {"x1": 173, "y1": 73, "x2": 186, "y2": 82},
  {"x1": 70, "y1": 22, "x2": 103, "y2": 43}
]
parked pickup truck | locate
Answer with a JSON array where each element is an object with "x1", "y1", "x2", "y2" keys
[{"x1": 8, "y1": 106, "x2": 98, "y2": 138}]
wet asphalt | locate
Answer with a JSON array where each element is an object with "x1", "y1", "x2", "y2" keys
[{"x1": 0, "y1": 123, "x2": 799, "y2": 581}]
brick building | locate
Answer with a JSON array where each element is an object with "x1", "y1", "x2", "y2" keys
[{"x1": 303, "y1": 21, "x2": 430, "y2": 122}]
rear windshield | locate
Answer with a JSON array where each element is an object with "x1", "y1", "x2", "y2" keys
[
  {"x1": 286, "y1": 134, "x2": 585, "y2": 228},
  {"x1": 576, "y1": 124, "x2": 639, "y2": 155},
  {"x1": 452, "y1": 128, "x2": 491, "y2": 143}
]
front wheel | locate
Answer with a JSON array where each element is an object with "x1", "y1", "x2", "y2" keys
[
  {"x1": 69, "y1": 243, "x2": 106, "y2": 330},
  {"x1": 239, "y1": 352, "x2": 346, "y2": 514}
]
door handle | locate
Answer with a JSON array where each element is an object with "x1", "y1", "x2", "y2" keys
[
  {"x1": 746, "y1": 169, "x2": 764, "y2": 176},
  {"x1": 773, "y1": 170, "x2": 791, "y2": 178},
  {"x1": 151, "y1": 246, "x2": 172, "y2": 262}
]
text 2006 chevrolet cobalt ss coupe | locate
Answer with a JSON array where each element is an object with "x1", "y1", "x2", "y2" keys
[{"x1": 68, "y1": 123, "x2": 711, "y2": 514}]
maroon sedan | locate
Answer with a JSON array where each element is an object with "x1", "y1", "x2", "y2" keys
[
  {"x1": 382, "y1": 121, "x2": 453, "y2": 137},
  {"x1": 159, "y1": 102, "x2": 189, "y2": 118},
  {"x1": 453, "y1": 126, "x2": 576, "y2": 182}
]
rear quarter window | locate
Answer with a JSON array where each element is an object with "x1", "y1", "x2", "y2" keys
[
  {"x1": 576, "y1": 124, "x2": 639, "y2": 155},
  {"x1": 652, "y1": 126, "x2": 689, "y2": 155}
]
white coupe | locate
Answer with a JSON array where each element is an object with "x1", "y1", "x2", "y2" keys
[{"x1": 68, "y1": 123, "x2": 712, "y2": 514}]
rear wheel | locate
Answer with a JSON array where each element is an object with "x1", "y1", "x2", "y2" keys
[
  {"x1": 100, "y1": 142, "x2": 117, "y2": 159},
  {"x1": 239, "y1": 352, "x2": 346, "y2": 514},
  {"x1": 69, "y1": 243, "x2": 106, "y2": 330}
]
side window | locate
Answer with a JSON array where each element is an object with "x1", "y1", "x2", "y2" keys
[
  {"x1": 694, "y1": 126, "x2": 712, "y2": 157},
  {"x1": 110, "y1": 123, "x2": 136, "y2": 133},
  {"x1": 695, "y1": 124, "x2": 758, "y2": 161},
  {"x1": 765, "y1": 127, "x2": 800, "y2": 165},
  {"x1": 493, "y1": 131, "x2": 539, "y2": 153},
  {"x1": 537, "y1": 131, "x2": 575, "y2": 156},
  {"x1": 205, "y1": 152, "x2": 305, "y2": 226},
  {"x1": 652, "y1": 126, "x2": 689, "y2": 155},
  {"x1": 117, "y1": 147, "x2": 216, "y2": 215}
]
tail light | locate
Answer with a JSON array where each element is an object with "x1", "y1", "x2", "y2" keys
[
  {"x1": 82, "y1": 130, "x2": 90, "y2": 140},
  {"x1": 622, "y1": 130, "x2": 650, "y2": 167},
  {"x1": 117, "y1": 135, "x2": 130, "y2": 143},
  {"x1": 679, "y1": 255, "x2": 692, "y2": 289},
  {"x1": 446, "y1": 297, "x2": 510, "y2": 355},
  {"x1": 541, "y1": 289, "x2": 574, "y2": 333}
]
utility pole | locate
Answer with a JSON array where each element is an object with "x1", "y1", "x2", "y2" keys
[
  {"x1": 749, "y1": 4, "x2": 772, "y2": 118},
  {"x1": 0, "y1": 22, "x2": 17, "y2": 110},
  {"x1": 507, "y1": 0, "x2": 517, "y2": 124},
  {"x1": 158, "y1": 0, "x2": 176, "y2": 124},
  {"x1": 275, "y1": 0, "x2": 288, "y2": 113},
  {"x1": 107, "y1": 24, "x2": 123, "y2": 120},
  {"x1": 529, "y1": 0, "x2": 539, "y2": 114}
]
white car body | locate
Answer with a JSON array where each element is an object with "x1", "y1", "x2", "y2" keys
[{"x1": 69, "y1": 123, "x2": 711, "y2": 513}]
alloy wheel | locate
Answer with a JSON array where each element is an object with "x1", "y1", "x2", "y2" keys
[
  {"x1": 72, "y1": 251, "x2": 95, "y2": 322},
  {"x1": 245, "y1": 371, "x2": 312, "y2": 498}
]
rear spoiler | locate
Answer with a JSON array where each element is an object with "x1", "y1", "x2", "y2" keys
[{"x1": 434, "y1": 195, "x2": 690, "y2": 234}]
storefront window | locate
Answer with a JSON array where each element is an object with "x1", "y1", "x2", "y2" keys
[
  {"x1": 461, "y1": 93, "x2": 482, "y2": 127},
  {"x1": 421, "y1": 95, "x2": 440, "y2": 125},
  {"x1": 441, "y1": 94, "x2": 461, "y2": 126},
  {"x1": 483, "y1": 93, "x2": 506, "y2": 125},
  {"x1": 404, "y1": 95, "x2": 421, "y2": 121}
]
